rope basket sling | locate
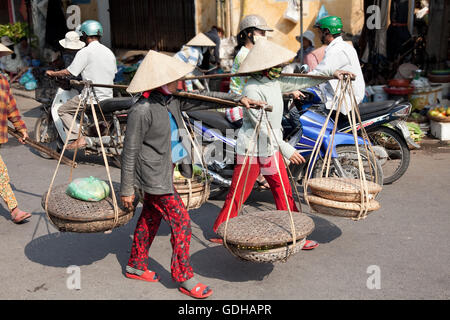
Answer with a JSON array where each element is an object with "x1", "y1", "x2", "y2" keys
[
  {"x1": 43, "y1": 83, "x2": 138, "y2": 233},
  {"x1": 174, "y1": 113, "x2": 211, "y2": 210},
  {"x1": 173, "y1": 171, "x2": 211, "y2": 211},
  {"x1": 216, "y1": 109, "x2": 315, "y2": 263},
  {"x1": 303, "y1": 77, "x2": 383, "y2": 220}
]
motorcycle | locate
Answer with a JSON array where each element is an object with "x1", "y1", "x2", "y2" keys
[
  {"x1": 34, "y1": 77, "x2": 135, "y2": 167},
  {"x1": 285, "y1": 86, "x2": 416, "y2": 184},
  {"x1": 183, "y1": 105, "x2": 383, "y2": 195}
]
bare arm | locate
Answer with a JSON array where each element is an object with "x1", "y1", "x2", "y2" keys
[{"x1": 46, "y1": 69, "x2": 72, "y2": 78}]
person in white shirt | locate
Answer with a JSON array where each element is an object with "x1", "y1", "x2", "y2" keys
[
  {"x1": 308, "y1": 16, "x2": 365, "y2": 115},
  {"x1": 46, "y1": 20, "x2": 117, "y2": 150},
  {"x1": 0, "y1": 36, "x2": 26, "y2": 76}
]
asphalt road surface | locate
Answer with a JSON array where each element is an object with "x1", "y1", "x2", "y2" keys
[{"x1": 1, "y1": 91, "x2": 449, "y2": 300}]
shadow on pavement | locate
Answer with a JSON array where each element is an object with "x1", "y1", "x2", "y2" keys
[
  {"x1": 23, "y1": 209, "x2": 181, "y2": 289},
  {"x1": 10, "y1": 183, "x2": 43, "y2": 199},
  {"x1": 304, "y1": 213, "x2": 342, "y2": 244},
  {"x1": 0, "y1": 205, "x2": 13, "y2": 221},
  {"x1": 190, "y1": 245, "x2": 274, "y2": 282},
  {"x1": 24, "y1": 216, "x2": 135, "y2": 268},
  {"x1": 23, "y1": 106, "x2": 42, "y2": 118}
]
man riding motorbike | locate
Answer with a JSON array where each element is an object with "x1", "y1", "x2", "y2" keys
[
  {"x1": 46, "y1": 20, "x2": 117, "y2": 150},
  {"x1": 308, "y1": 16, "x2": 366, "y2": 115}
]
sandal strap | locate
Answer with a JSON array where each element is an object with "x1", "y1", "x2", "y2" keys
[{"x1": 192, "y1": 283, "x2": 210, "y2": 295}]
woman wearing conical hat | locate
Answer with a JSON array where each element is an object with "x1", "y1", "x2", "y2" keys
[
  {"x1": 120, "y1": 50, "x2": 265, "y2": 299},
  {"x1": 211, "y1": 39, "x2": 354, "y2": 249},
  {"x1": 174, "y1": 32, "x2": 216, "y2": 92}
]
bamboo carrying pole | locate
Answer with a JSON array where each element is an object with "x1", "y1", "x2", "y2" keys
[
  {"x1": 7, "y1": 126, "x2": 77, "y2": 167},
  {"x1": 173, "y1": 91, "x2": 273, "y2": 112},
  {"x1": 69, "y1": 80, "x2": 273, "y2": 111},
  {"x1": 181, "y1": 72, "x2": 338, "y2": 81}
]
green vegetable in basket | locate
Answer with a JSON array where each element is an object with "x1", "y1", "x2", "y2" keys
[
  {"x1": 406, "y1": 122, "x2": 425, "y2": 142},
  {"x1": 66, "y1": 177, "x2": 110, "y2": 202},
  {"x1": 174, "y1": 164, "x2": 204, "y2": 180},
  {"x1": 193, "y1": 165, "x2": 203, "y2": 176}
]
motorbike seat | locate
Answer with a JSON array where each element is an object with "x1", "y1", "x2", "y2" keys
[
  {"x1": 99, "y1": 97, "x2": 136, "y2": 113},
  {"x1": 335, "y1": 100, "x2": 400, "y2": 128},
  {"x1": 186, "y1": 110, "x2": 239, "y2": 134},
  {"x1": 358, "y1": 100, "x2": 398, "y2": 117}
]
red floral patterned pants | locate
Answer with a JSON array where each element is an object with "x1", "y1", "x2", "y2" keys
[{"x1": 127, "y1": 190, "x2": 194, "y2": 283}]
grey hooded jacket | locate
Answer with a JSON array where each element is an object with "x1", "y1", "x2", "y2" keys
[{"x1": 120, "y1": 90, "x2": 242, "y2": 197}]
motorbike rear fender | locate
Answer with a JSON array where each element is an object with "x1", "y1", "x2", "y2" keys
[
  {"x1": 333, "y1": 132, "x2": 367, "y2": 147},
  {"x1": 50, "y1": 88, "x2": 79, "y2": 142},
  {"x1": 301, "y1": 126, "x2": 338, "y2": 158}
]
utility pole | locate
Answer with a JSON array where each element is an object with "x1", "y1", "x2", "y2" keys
[{"x1": 299, "y1": 0, "x2": 304, "y2": 64}]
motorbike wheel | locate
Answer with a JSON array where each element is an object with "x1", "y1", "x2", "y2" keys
[
  {"x1": 367, "y1": 126, "x2": 410, "y2": 185},
  {"x1": 312, "y1": 145, "x2": 384, "y2": 185},
  {"x1": 34, "y1": 114, "x2": 61, "y2": 159}
]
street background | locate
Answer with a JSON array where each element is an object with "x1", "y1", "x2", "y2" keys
[{"x1": 0, "y1": 89, "x2": 449, "y2": 300}]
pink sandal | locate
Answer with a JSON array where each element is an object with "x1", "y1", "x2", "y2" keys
[
  {"x1": 126, "y1": 269, "x2": 160, "y2": 282},
  {"x1": 11, "y1": 208, "x2": 31, "y2": 224},
  {"x1": 179, "y1": 283, "x2": 213, "y2": 299},
  {"x1": 302, "y1": 239, "x2": 319, "y2": 250}
]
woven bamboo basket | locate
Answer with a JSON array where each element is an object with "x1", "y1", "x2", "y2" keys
[
  {"x1": 173, "y1": 175, "x2": 211, "y2": 210},
  {"x1": 427, "y1": 114, "x2": 450, "y2": 123},
  {"x1": 216, "y1": 211, "x2": 315, "y2": 263},
  {"x1": 307, "y1": 195, "x2": 380, "y2": 218},
  {"x1": 42, "y1": 183, "x2": 138, "y2": 233},
  {"x1": 308, "y1": 177, "x2": 382, "y2": 202}
]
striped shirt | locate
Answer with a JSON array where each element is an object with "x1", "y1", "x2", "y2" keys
[
  {"x1": 174, "y1": 45, "x2": 204, "y2": 91},
  {"x1": 0, "y1": 74, "x2": 27, "y2": 144},
  {"x1": 225, "y1": 46, "x2": 250, "y2": 122}
]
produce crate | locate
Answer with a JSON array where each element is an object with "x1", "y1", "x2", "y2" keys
[{"x1": 430, "y1": 120, "x2": 450, "y2": 141}]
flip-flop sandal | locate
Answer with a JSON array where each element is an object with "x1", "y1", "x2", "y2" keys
[
  {"x1": 208, "y1": 237, "x2": 223, "y2": 244},
  {"x1": 302, "y1": 240, "x2": 319, "y2": 250},
  {"x1": 179, "y1": 283, "x2": 213, "y2": 299},
  {"x1": 126, "y1": 270, "x2": 160, "y2": 282},
  {"x1": 11, "y1": 209, "x2": 31, "y2": 224},
  {"x1": 255, "y1": 177, "x2": 270, "y2": 190}
]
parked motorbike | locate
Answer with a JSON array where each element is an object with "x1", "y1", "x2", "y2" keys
[
  {"x1": 183, "y1": 105, "x2": 383, "y2": 195},
  {"x1": 285, "y1": 87, "x2": 416, "y2": 184},
  {"x1": 34, "y1": 77, "x2": 135, "y2": 167}
]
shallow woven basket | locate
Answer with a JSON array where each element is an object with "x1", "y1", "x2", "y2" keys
[
  {"x1": 173, "y1": 176, "x2": 211, "y2": 210},
  {"x1": 225, "y1": 239, "x2": 307, "y2": 263},
  {"x1": 42, "y1": 183, "x2": 138, "y2": 233},
  {"x1": 216, "y1": 211, "x2": 315, "y2": 263},
  {"x1": 307, "y1": 194, "x2": 380, "y2": 218},
  {"x1": 308, "y1": 177, "x2": 382, "y2": 202},
  {"x1": 427, "y1": 114, "x2": 450, "y2": 123}
]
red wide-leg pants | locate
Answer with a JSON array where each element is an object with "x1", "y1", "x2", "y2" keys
[
  {"x1": 127, "y1": 190, "x2": 194, "y2": 283},
  {"x1": 213, "y1": 152, "x2": 298, "y2": 232}
]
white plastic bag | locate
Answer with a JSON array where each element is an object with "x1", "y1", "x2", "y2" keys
[{"x1": 284, "y1": 0, "x2": 300, "y2": 23}]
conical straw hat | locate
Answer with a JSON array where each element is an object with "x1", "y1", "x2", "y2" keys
[
  {"x1": 238, "y1": 39, "x2": 296, "y2": 74},
  {"x1": 127, "y1": 50, "x2": 195, "y2": 93},
  {"x1": 186, "y1": 33, "x2": 216, "y2": 47},
  {"x1": 0, "y1": 43, "x2": 13, "y2": 58}
]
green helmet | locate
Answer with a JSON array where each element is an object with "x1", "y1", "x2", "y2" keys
[
  {"x1": 80, "y1": 20, "x2": 103, "y2": 37},
  {"x1": 315, "y1": 16, "x2": 343, "y2": 35}
]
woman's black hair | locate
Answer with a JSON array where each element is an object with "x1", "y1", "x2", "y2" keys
[
  {"x1": 233, "y1": 27, "x2": 257, "y2": 58},
  {"x1": 7, "y1": 45, "x2": 16, "y2": 59}
]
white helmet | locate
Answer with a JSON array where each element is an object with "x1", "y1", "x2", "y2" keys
[{"x1": 238, "y1": 15, "x2": 273, "y2": 33}]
